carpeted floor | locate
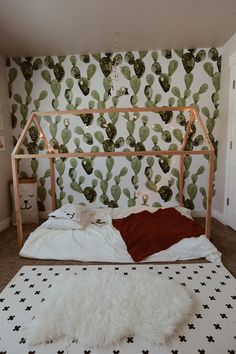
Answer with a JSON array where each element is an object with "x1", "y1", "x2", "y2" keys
[{"x1": 0, "y1": 217, "x2": 236, "y2": 292}]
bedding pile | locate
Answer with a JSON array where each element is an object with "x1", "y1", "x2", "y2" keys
[{"x1": 19, "y1": 204, "x2": 222, "y2": 262}]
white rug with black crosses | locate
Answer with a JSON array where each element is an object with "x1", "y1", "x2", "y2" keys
[{"x1": 0, "y1": 263, "x2": 235, "y2": 354}]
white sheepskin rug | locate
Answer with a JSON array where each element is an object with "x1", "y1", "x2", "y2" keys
[{"x1": 28, "y1": 271, "x2": 193, "y2": 347}]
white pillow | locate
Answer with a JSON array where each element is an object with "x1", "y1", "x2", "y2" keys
[
  {"x1": 40, "y1": 217, "x2": 84, "y2": 230},
  {"x1": 47, "y1": 204, "x2": 111, "y2": 229}
]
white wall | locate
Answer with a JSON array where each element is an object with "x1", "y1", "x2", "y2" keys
[
  {"x1": 0, "y1": 55, "x2": 13, "y2": 231},
  {"x1": 214, "y1": 32, "x2": 236, "y2": 223}
]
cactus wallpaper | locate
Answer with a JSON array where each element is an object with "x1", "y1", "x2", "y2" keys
[{"x1": 6, "y1": 48, "x2": 221, "y2": 213}]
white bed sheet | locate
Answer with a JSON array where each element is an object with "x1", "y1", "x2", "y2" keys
[{"x1": 20, "y1": 205, "x2": 221, "y2": 262}]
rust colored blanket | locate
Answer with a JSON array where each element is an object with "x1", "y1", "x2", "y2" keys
[{"x1": 112, "y1": 207, "x2": 204, "y2": 262}]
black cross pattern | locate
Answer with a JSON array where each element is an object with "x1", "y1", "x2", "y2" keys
[
  {"x1": 19, "y1": 337, "x2": 26, "y2": 344},
  {"x1": 193, "y1": 270, "x2": 198, "y2": 274},
  {"x1": 65, "y1": 267, "x2": 70, "y2": 271},
  {"x1": 57, "y1": 351, "x2": 64, "y2": 354},
  {"x1": 132, "y1": 267, "x2": 136, "y2": 270},
  {"x1": 142, "y1": 351, "x2": 149, "y2": 354},
  {"x1": 225, "y1": 275, "x2": 231, "y2": 279},
  {"x1": 195, "y1": 313, "x2": 203, "y2": 319},
  {"x1": 24, "y1": 278, "x2": 29, "y2": 282},
  {"x1": 199, "y1": 265, "x2": 204, "y2": 269},
  {"x1": 20, "y1": 298, "x2": 26, "y2": 302},
  {"x1": 115, "y1": 267, "x2": 119, "y2": 270},
  {"x1": 29, "y1": 284, "x2": 35, "y2": 288},
  {"x1": 181, "y1": 266, "x2": 186, "y2": 269},
  {"x1": 226, "y1": 304, "x2": 233, "y2": 309},
  {"x1": 169, "y1": 277, "x2": 173, "y2": 280},
  {"x1": 231, "y1": 295, "x2": 236, "y2": 300},
  {"x1": 72, "y1": 339, "x2": 78, "y2": 343},
  {"x1": 54, "y1": 273, "x2": 59, "y2": 276},
  {"x1": 124, "y1": 272, "x2": 128, "y2": 275},
  {"x1": 82, "y1": 268, "x2": 87, "y2": 271},
  {"x1": 206, "y1": 276, "x2": 211, "y2": 279},
  {"x1": 48, "y1": 267, "x2": 53, "y2": 271},
  {"x1": 32, "y1": 267, "x2": 37, "y2": 271},
  {"x1": 188, "y1": 323, "x2": 195, "y2": 329},
  {"x1": 171, "y1": 350, "x2": 179, "y2": 354},
  {"x1": 187, "y1": 276, "x2": 192, "y2": 280},
  {"x1": 179, "y1": 335, "x2": 187, "y2": 342},
  {"x1": 34, "y1": 291, "x2": 40, "y2": 295},
  {"x1": 42, "y1": 278, "x2": 48, "y2": 282},
  {"x1": 98, "y1": 267, "x2": 102, "y2": 270},
  {"x1": 127, "y1": 337, "x2": 134, "y2": 343},
  {"x1": 13, "y1": 325, "x2": 21, "y2": 331},
  {"x1": 202, "y1": 304, "x2": 209, "y2": 309},
  {"x1": 198, "y1": 350, "x2": 205, "y2": 354},
  {"x1": 213, "y1": 323, "x2": 222, "y2": 330},
  {"x1": 206, "y1": 335, "x2": 215, "y2": 342},
  {"x1": 0, "y1": 351, "x2": 7, "y2": 354},
  {"x1": 149, "y1": 266, "x2": 153, "y2": 270},
  {"x1": 211, "y1": 270, "x2": 216, "y2": 274},
  {"x1": 28, "y1": 351, "x2": 36, "y2": 354},
  {"x1": 19, "y1": 272, "x2": 24, "y2": 276},
  {"x1": 84, "y1": 351, "x2": 91, "y2": 354},
  {"x1": 164, "y1": 266, "x2": 169, "y2": 269},
  {"x1": 10, "y1": 284, "x2": 16, "y2": 288},
  {"x1": 181, "y1": 282, "x2": 186, "y2": 286},
  {"x1": 37, "y1": 273, "x2": 42, "y2": 276},
  {"x1": 194, "y1": 289, "x2": 200, "y2": 293},
  {"x1": 220, "y1": 282, "x2": 226, "y2": 286},
  {"x1": 209, "y1": 296, "x2": 216, "y2": 300},
  {"x1": 8, "y1": 315, "x2": 15, "y2": 320},
  {"x1": 113, "y1": 351, "x2": 120, "y2": 354},
  {"x1": 14, "y1": 291, "x2": 20, "y2": 295},
  {"x1": 158, "y1": 271, "x2": 162, "y2": 274},
  {"x1": 200, "y1": 282, "x2": 206, "y2": 286},
  {"x1": 220, "y1": 313, "x2": 228, "y2": 319},
  {"x1": 2, "y1": 306, "x2": 9, "y2": 311},
  {"x1": 216, "y1": 265, "x2": 221, "y2": 268},
  {"x1": 0, "y1": 298, "x2": 5, "y2": 302},
  {"x1": 41, "y1": 298, "x2": 45, "y2": 302},
  {"x1": 25, "y1": 306, "x2": 32, "y2": 311},
  {"x1": 228, "y1": 350, "x2": 235, "y2": 354},
  {"x1": 175, "y1": 271, "x2": 180, "y2": 274},
  {"x1": 215, "y1": 288, "x2": 221, "y2": 293}
]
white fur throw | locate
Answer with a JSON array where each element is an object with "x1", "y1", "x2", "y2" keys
[{"x1": 28, "y1": 271, "x2": 192, "y2": 347}]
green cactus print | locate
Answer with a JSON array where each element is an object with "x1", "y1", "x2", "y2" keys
[{"x1": 8, "y1": 48, "x2": 220, "y2": 212}]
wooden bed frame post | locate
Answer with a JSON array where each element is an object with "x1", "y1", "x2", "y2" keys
[
  {"x1": 179, "y1": 153, "x2": 184, "y2": 206},
  {"x1": 11, "y1": 156, "x2": 24, "y2": 249},
  {"x1": 205, "y1": 151, "x2": 215, "y2": 238},
  {"x1": 179, "y1": 110, "x2": 195, "y2": 206},
  {"x1": 49, "y1": 157, "x2": 56, "y2": 210}
]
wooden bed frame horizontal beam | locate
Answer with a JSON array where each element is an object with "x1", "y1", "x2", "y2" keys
[
  {"x1": 13, "y1": 150, "x2": 212, "y2": 159},
  {"x1": 33, "y1": 106, "x2": 195, "y2": 117}
]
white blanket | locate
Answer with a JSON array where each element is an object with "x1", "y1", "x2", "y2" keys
[{"x1": 20, "y1": 205, "x2": 221, "y2": 262}]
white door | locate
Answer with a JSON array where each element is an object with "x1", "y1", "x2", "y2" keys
[{"x1": 227, "y1": 64, "x2": 236, "y2": 230}]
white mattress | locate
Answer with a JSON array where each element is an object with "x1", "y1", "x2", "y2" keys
[
  {"x1": 0, "y1": 263, "x2": 235, "y2": 354},
  {"x1": 20, "y1": 205, "x2": 221, "y2": 263}
]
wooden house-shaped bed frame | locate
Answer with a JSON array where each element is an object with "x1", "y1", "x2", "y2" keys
[{"x1": 11, "y1": 106, "x2": 215, "y2": 249}]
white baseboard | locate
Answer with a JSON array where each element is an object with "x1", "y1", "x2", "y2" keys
[
  {"x1": 212, "y1": 209, "x2": 226, "y2": 225},
  {"x1": 0, "y1": 217, "x2": 11, "y2": 232}
]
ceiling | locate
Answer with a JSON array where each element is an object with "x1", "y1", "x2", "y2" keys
[{"x1": 1, "y1": 0, "x2": 236, "y2": 57}]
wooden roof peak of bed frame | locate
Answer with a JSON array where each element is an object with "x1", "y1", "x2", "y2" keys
[{"x1": 11, "y1": 106, "x2": 214, "y2": 249}]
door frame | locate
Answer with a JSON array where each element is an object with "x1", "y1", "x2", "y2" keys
[{"x1": 225, "y1": 53, "x2": 236, "y2": 226}]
